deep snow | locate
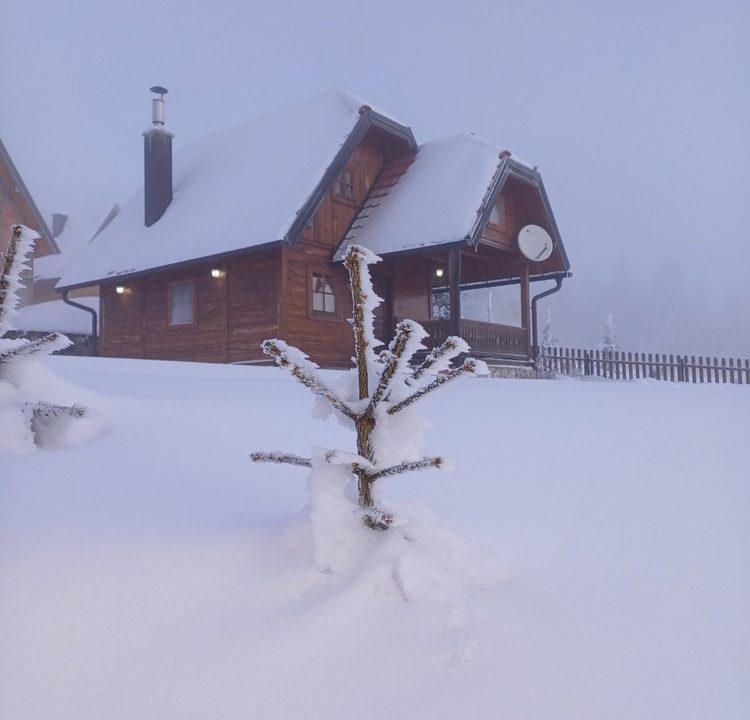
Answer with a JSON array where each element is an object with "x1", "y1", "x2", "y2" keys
[{"x1": 1, "y1": 356, "x2": 748, "y2": 719}]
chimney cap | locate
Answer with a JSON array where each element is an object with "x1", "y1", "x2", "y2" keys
[{"x1": 150, "y1": 85, "x2": 168, "y2": 97}]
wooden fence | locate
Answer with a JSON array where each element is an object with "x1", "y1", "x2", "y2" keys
[{"x1": 544, "y1": 347, "x2": 750, "y2": 384}]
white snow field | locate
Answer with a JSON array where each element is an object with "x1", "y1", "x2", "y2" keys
[{"x1": 2, "y1": 356, "x2": 748, "y2": 720}]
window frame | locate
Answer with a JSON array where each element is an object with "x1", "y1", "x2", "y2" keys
[
  {"x1": 168, "y1": 279, "x2": 197, "y2": 327},
  {"x1": 487, "y1": 195, "x2": 506, "y2": 229},
  {"x1": 308, "y1": 268, "x2": 339, "y2": 320},
  {"x1": 334, "y1": 165, "x2": 358, "y2": 204}
]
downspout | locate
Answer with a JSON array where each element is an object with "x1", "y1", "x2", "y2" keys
[
  {"x1": 61, "y1": 290, "x2": 98, "y2": 356},
  {"x1": 530, "y1": 273, "x2": 570, "y2": 355}
]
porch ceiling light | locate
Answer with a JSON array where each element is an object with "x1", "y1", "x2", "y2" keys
[
  {"x1": 115, "y1": 285, "x2": 126, "y2": 295},
  {"x1": 435, "y1": 267, "x2": 444, "y2": 278},
  {"x1": 210, "y1": 268, "x2": 222, "y2": 278}
]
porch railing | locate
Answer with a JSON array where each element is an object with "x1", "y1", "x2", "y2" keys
[{"x1": 416, "y1": 318, "x2": 530, "y2": 359}]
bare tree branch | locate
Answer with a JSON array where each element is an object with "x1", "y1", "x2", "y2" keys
[
  {"x1": 388, "y1": 358, "x2": 482, "y2": 415},
  {"x1": 261, "y1": 339, "x2": 357, "y2": 420},
  {"x1": 367, "y1": 456, "x2": 444, "y2": 482},
  {"x1": 250, "y1": 451, "x2": 312, "y2": 468}
]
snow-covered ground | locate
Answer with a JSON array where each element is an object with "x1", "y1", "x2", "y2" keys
[{"x1": 2, "y1": 356, "x2": 748, "y2": 719}]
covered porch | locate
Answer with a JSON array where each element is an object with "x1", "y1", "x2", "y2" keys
[{"x1": 378, "y1": 241, "x2": 553, "y2": 364}]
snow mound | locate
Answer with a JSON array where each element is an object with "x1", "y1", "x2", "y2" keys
[
  {"x1": 0, "y1": 361, "x2": 106, "y2": 453},
  {"x1": 306, "y1": 452, "x2": 504, "y2": 605}
]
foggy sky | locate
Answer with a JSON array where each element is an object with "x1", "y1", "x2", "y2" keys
[{"x1": 1, "y1": 0, "x2": 748, "y2": 355}]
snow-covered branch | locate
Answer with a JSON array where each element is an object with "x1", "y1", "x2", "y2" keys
[
  {"x1": 367, "y1": 456, "x2": 444, "y2": 482},
  {"x1": 250, "y1": 451, "x2": 312, "y2": 468},
  {"x1": 0, "y1": 332, "x2": 72, "y2": 365},
  {"x1": 0, "y1": 224, "x2": 38, "y2": 334},
  {"x1": 343, "y1": 244, "x2": 381, "y2": 401},
  {"x1": 388, "y1": 358, "x2": 487, "y2": 415},
  {"x1": 411, "y1": 336, "x2": 469, "y2": 381},
  {"x1": 261, "y1": 339, "x2": 357, "y2": 420},
  {"x1": 27, "y1": 401, "x2": 88, "y2": 420},
  {"x1": 367, "y1": 320, "x2": 425, "y2": 413}
]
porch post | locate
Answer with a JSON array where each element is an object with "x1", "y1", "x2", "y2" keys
[
  {"x1": 520, "y1": 262, "x2": 530, "y2": 357},
  {"x1": 448, "y1": 246, "x2": 462, "y2": 337}
]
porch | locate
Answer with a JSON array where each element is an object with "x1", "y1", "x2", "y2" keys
[{"x1": 419, "y1": 318, "x2": 530, "y2": 361}]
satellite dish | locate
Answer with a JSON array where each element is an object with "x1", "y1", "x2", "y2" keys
[{"x1": 518, "y1": 224, "x2": 553, "y2": 262}]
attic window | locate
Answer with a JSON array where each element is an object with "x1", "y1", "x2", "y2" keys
[
  {"x1": 311, "y1": 272, "x2": 336, "y2": 314},
  {"x1": 169, "y1": 280, "x2": 195, "y2": 325},
  {"x1": 489, "y1": 197, "x2": 505, "y2": 226},
  {"x1": 336, "y1": 168, "x2": 356, "y2": 200}
]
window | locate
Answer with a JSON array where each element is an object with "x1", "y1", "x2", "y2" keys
[
  {"x1": 169, "y1": 280, "x2": 194, "y2": 325},
  {"x1": 489, "y1": 197, "x2": 505, "y2": 226},
  {"x1": 336, "y1": 168, "x2": 356, "y2": 200},
  {"x1": 312, "y1": 273, "x2": 336, "y2": 314}
]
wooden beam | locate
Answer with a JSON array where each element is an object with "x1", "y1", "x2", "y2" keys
[
  {"x1": 448, "y1": 246, "x2": 461, "y2": 336},
  {"x1": 520, "y1": 262, "x2": 530, "y2": 356}
]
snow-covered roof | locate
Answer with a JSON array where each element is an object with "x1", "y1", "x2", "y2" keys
[
  {"x1": 35, "y1": 205, "x2": 119, "y2": 281},
  {"x1": 58, "y1": 90, "x2": 403, "y2": 290},
  {"x1": 335, "y1": 135, "x2": 504, "y2": 259},
  {"x1": 13, "y1": 297, "x2": 98, "y2": 335}
]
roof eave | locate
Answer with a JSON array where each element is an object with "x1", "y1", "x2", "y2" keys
[{"x1": 55, "y1": 239, "x2": 284, "y2": 293}]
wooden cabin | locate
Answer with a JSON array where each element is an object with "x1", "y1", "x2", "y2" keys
[
  {"x1": 57, "y1": 90, "x2": 570, "y2": 367},
  {"x1": 1, "y1": 138, "x2": 58, "y2": 303}
]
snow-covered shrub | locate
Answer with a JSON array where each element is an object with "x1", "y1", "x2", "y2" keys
[
  {"x1": 252, "y1": 244, "x2": 488, "y2": 531},
  {"x1": 0, "y1": 225, "x2": 89, "y2": 450}
]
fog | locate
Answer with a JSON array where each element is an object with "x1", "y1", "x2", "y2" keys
[{"x1": 2, "y1": 0, "x2": 748, "y2": 356}]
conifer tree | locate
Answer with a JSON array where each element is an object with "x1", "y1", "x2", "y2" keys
[
  {"x1": 536, "y1": 308, "x2": 558, "y2": 378},
  {"x1": 251, "y1": 244, "x2": 488, "y2": 530},
  {"x1": 1, "y1": 225, "x2": 87, "y2": 444},
  {"x1": 600, "y1": 312, "x2": 619, "y2": 355}
]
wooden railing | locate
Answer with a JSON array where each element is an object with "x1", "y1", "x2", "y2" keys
[
  {"x1": 544, "y1": 347, "x2": 750, "y2": 384},
  {"x1": 417, "y1": 319, "x2": 529, "y2": 359}
]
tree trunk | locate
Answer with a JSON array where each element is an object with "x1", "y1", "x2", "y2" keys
[{"x1": 355, "y1": 415, "x2": 374, "y2": 507}]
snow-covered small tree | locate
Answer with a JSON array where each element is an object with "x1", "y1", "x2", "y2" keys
[
  {"x1": 251, "y1": 244, "x2": 488, "y2": 531},
  {"x1": 1, "y1": 225, "x2": 87, "y2": 448},
  {"x1": 536, "y1": 308, "x2": 558, "y2": 378},
  {"x1": 600, "y1": 312, "x2": 619, "y2": 355}
]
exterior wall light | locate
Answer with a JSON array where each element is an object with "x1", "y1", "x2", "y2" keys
[
  {"x1": 435, "y1": 267, "x2": 444, "y2": 278},
  {"x1": 115, "y1": 285, "x2": 126, "y2": 294},
  {"x1": 210, "y1": 268, "x2": 222, "y2": 278}
]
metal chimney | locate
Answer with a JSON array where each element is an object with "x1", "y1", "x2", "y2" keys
[
  {"x1": 151, "y1": 85, "x2": 167, "y2": 125},
  {"x1": 143, "y1": 86, "x2": 173, "y2": 227}
]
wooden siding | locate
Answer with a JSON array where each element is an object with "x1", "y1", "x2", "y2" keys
[
  {"x1": 277, "y1": 133, "x2": 389, "y2": 367},
  {"x1": 100, "y1": 249, "x2": 279, "y2": 363},
  {"x1": 299, "y1": 134, "x2": 387, "y2": 249},
  {"x1": 388, "y1": 255, "x2": 432, "y2": 321},
  {"x1": 226, "y1": 249, "x2": 278, "y2": 363},
  {"x1": 281, "y1": 242, "x2": 354, "y2": 367}
]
